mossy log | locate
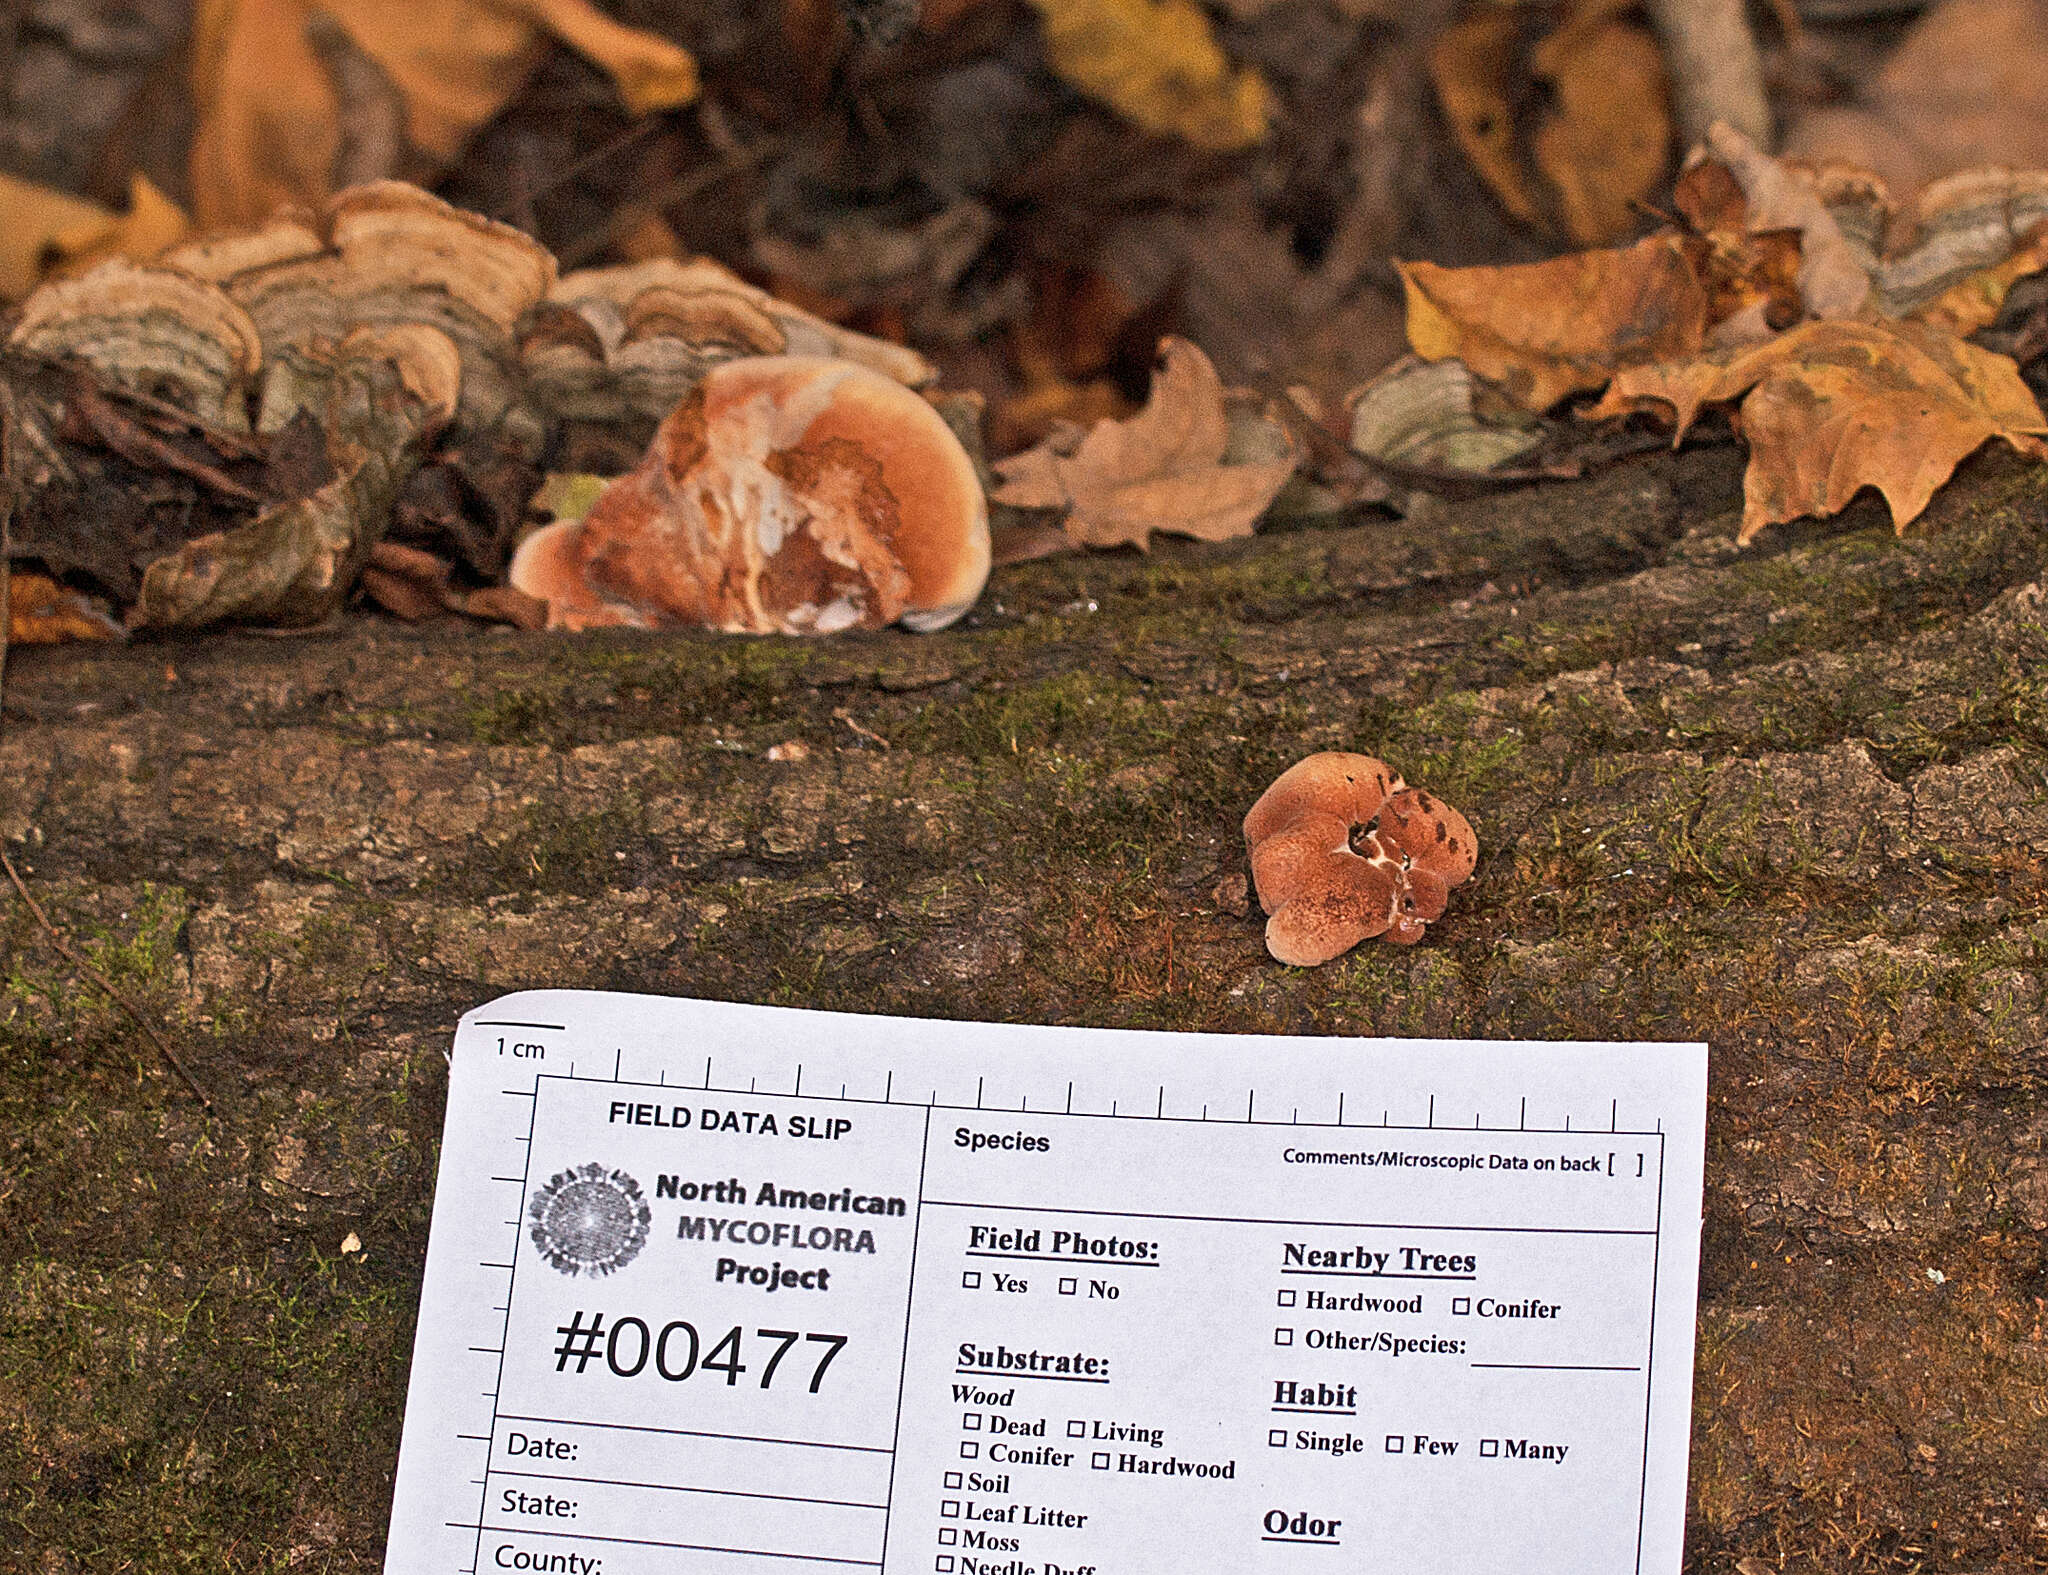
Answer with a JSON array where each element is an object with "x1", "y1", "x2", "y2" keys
[{"x1": 3, "y1": 441, "x2": 2045, "y2": 1569}]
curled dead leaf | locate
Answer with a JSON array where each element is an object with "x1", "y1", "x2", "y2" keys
[
  {"x1": 1399, "y1": 235, "x2": 1708, "y2": 413},
  {"x1": 990, "y1": 338, "x2": 1300, "y2": 551},
  {"x1": 1428, "y1": 10, "x2": 1544, "y2": 229},
  {"x1": 1672, "y1": 158, "x2": 1804, "y2": 346},
  {"x1": 1529, "y1": 10, "x2": 1670, "y2": 247},
  {"x1": 1589, "y1": 317, "x2": 2048, "y2": 541},
  {"x1": 1702, "y1": 121, "x2": 1872, "y2": 321}
]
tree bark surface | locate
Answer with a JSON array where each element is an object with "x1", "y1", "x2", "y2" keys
[{"x1": 4, "y1": 443, "x2": 2046, "y2": 1569}]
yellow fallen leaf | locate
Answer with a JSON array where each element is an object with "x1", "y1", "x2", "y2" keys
[
  {"x1": 1400, "y1": 234, "x2": 1708, "y2": 412},
  {"x1": 5, "y1": 572, "x2": 124, "y2": 644},
  {"x1": 1028, "y1": 0, "x2": 1272, "y2": 152},
  {"x1": 51, "y1": 174, "x2": 192, "y2": 281},
  {"x1": 189, "y1": 0, "x2": 699, "y2": 228},
  {"x1": 1588, "y1": 318, "x2": 2048, "y2": 541},
  {"x1": 0, "y1": 173, "x2": 190, "y2": 299}
]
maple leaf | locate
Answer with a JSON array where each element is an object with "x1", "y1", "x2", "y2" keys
[
  {"x1": 990, "y1": 337, "x2": 1298, "y2": 551},
  {"x1": 1399, "y1": 234, "x2": 1708, "y2": 413},
  {"x1": 1588, "y1": 318, "x2": 2048, "y2": 542}
]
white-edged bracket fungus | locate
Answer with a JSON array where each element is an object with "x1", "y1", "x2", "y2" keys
[
  {"x1": 524, "y1": 256, "x2": 934, "y2": 430},
  {"x1": 1243, "y1": 752, "x2": 1478, "y2": 966},
  {"x1": 510, "y1": 354, "x2": 989, "y2": 634}
]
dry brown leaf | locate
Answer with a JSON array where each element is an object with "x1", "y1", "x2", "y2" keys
[
  {"x1": 1428, "y1": 10, "x2": 1544, "y2": 229},
  {"x1": 1530, "y1": 13, "x2": 1671, "y2": 246},
  {"x1": 990, "y1": 337, "x2": 1299, "y2": 550},
  {"x1": 5, "y1": 572, "x2": 125, "y2": 644},
  {"x1": 189, "y1": 0, "x2": 700, "y2": 227},
  {"x1": 1704, "y1": 121, "x2": 1872, "y2": 320},
  {"x1": 1588, "y1": 318, "x2": 2048, "y2": 540},
  {"x1": 1400, "y1": 234, "x2": 1708, "y2": 412},
  {"x1": 1027, "y1": 0, "x2": 1273, "y2": 153}
]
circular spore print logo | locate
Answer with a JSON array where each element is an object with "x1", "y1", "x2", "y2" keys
[{"x1": 528, "y1": 1163, "x2": 651, "y2": 1278}]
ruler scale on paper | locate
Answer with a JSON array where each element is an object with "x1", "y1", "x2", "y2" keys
[{"x1": 386, "y1": 991, "x2": 1708, "y2": 1574}]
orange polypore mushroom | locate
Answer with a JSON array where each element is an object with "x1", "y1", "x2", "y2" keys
[
  {"x1": 511, "y1": 355, "x2": 989, "y2": 634},
  {"x1": 1243, "y1": 752, "x2": 1478, "y2": 965}
]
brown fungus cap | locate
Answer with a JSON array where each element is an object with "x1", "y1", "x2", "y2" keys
[
  {"x1": 511, "y1": 355, "x2": 989, "y2": 635},
  {"x1": 1243, "y1": 752, "x2": 1478, "y2": 966}
]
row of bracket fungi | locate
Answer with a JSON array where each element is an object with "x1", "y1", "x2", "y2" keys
[{"x1": 9, "y1": 181, "x2": 988, "y2": 635}]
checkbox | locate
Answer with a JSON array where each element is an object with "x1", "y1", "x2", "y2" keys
[
  {"x1": 1480, "y1": 1439, "x2": 1499, "y2": 1458},
  {"x1": 1091, "y1": 1452, "x2": 1110, "y2": 1470},
  {"x1": 1274, "y1": 1328, "x2": 1293, "y2": 1346},
  {"x1": 1385, "y1": 1435, "x2": 1404, "y2": 1454},
  {"x1": 963, "y1": 1413, "x2": 982, "y2": 1432},
  {"x1": 943, "y1": 1473, "x2": 963, "y2": 1489},
  {"x1": 941, "y1": 1500, "x2": 960, "y2": 1517},
  {"x1": 1451, "y1": 1296, "x2": 1471, "y2": 1315},
  {"x1": 939, "y1": 1528, "x2": 958, "y2": 1545},
  {"x1": 936, "y1": 1559, "x2": 955, "y2": 1573},
  {"x1": 962, "y1": 1271, "x2": 981, "y2": 1289},
  {"x1": 1059, "y1": 1277, "x2": 1078, "y2": 1295},
  {"x1": 960, "y1": 1441, "x2": 979, "y2": 1459},
  {"x1": 1067, "y1": 1420, "x2": 1087, "y2": 1438},
  {"x1": 1277, "y1": 1289, "x2": 1296, "y2": 1307},
  {"x1": 1269, "y1": 1429, "x2": 1288, "y2": 1448}
]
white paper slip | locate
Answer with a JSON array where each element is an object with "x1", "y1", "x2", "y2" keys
[{"x1": 385, "y1": 990, "x2": 1708, "y2": 1575}]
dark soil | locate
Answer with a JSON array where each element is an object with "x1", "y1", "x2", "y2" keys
[{"x1": 3, "y1": 441, "x2": 2047, "y2": 1570}]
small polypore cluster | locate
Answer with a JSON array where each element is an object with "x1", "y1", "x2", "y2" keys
[{"x1": 1243, "y1": 752, "x2": 1477, "y2": 966}]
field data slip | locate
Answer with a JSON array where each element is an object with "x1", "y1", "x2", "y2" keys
[{"x1": 385, "y1": 991, "x2": 1708, "y2": 1575}]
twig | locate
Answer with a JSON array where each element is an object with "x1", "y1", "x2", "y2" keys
[
  {"x1": 0, "y1": 850, "x2": 213, "y2": 1109},
  {"x1": 832, "y1": 707, "x2": 891, "y2": 749},
  {"x1": 1645, "y1": 0, "x2": 1772, "y2": 149},
  {"x1": 500, "y1": 116, "x2": 665, "y2": 220},
  {"x1": 0, "y1": 383, "x2": 213, "y2": 1111}
]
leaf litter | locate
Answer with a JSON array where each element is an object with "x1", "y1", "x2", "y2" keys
[{"x1": 5, "y1": 1, "x2": 2048, "y2": 644}]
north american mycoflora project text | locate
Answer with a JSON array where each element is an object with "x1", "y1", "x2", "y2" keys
[{"x1": 385, "y1": 991, "x2": 1707, "y2": 1574}]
